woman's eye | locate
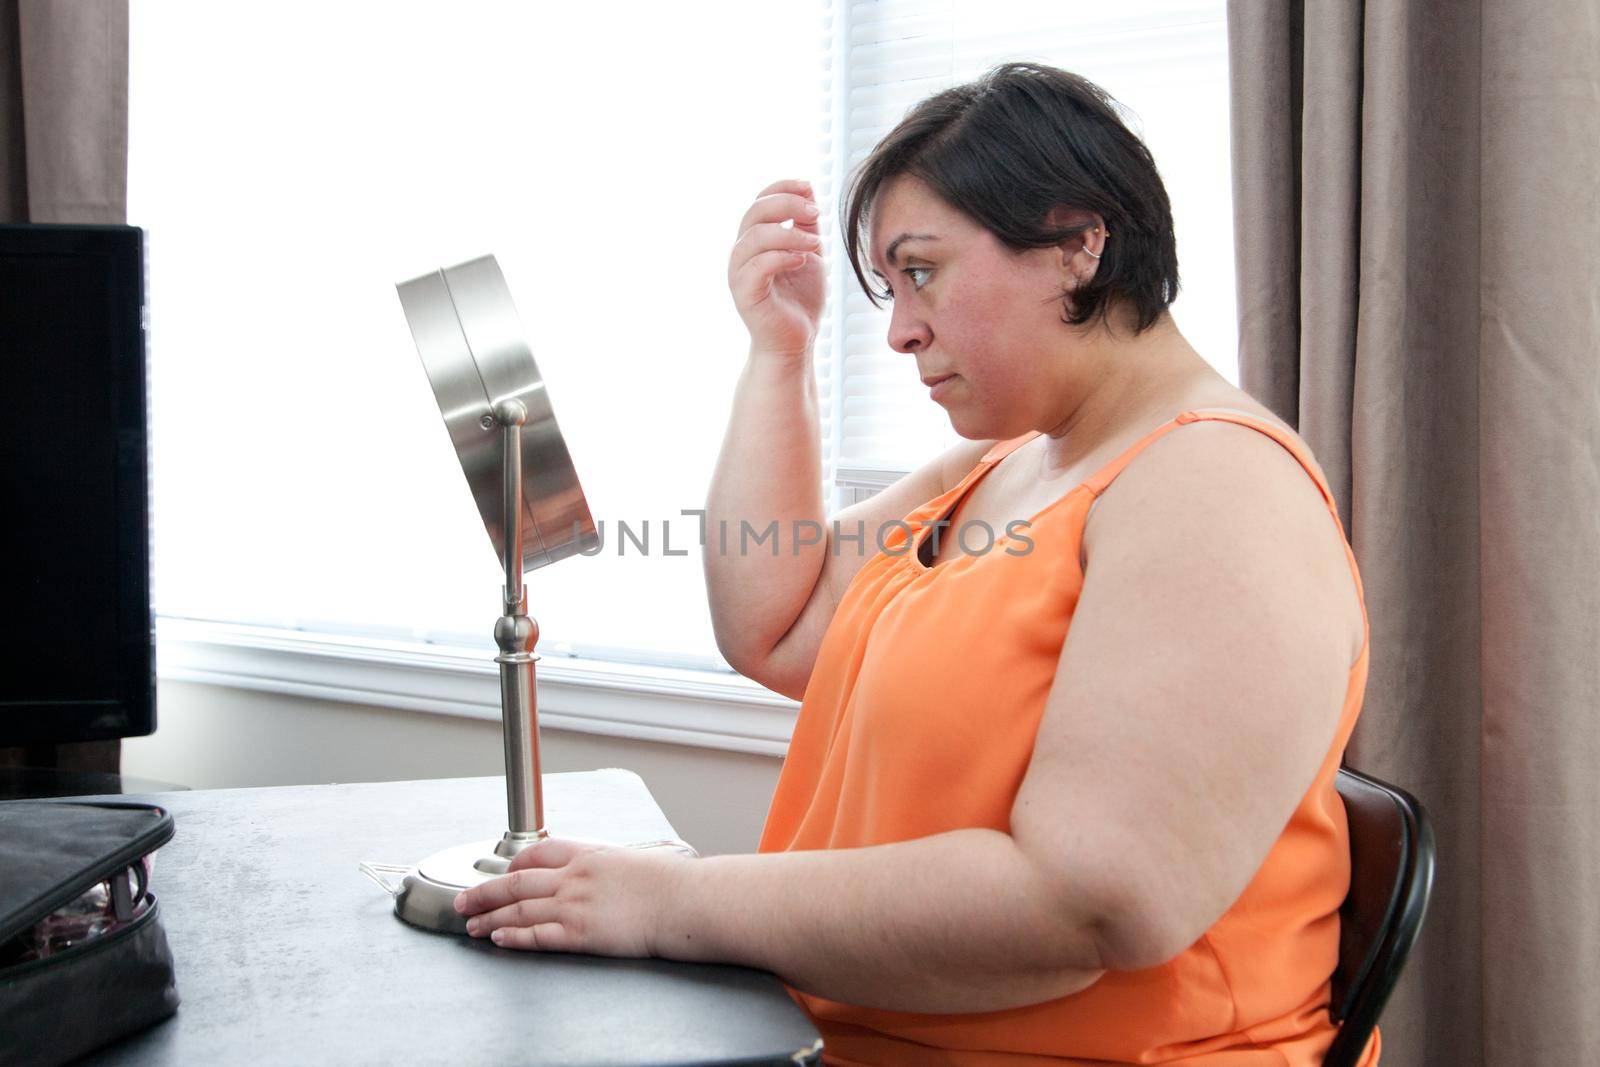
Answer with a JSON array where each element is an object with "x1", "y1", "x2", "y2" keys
[{"x1": 873, "y1": 267, "x2": 931, "y2": 303}]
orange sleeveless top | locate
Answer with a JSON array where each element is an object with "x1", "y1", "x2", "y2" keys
[{"x1": 758, "y1": 409, "x2": 1379, "y2": 1066}]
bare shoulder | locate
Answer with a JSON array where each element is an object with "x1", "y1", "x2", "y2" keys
[
  {"x1": 1084, "y1": 405, "x2": 1365, "y2": 664},
  {"x1": 938, "y1": 437, "x2": 1000, "y2": 493},
  {"x1": 1087, "y1": 399, "x2": 1326, "y2": 529}
]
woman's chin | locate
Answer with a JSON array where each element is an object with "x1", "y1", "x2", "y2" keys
[{"x1": 944, "y1": 409, "x2": 989, "y2": 440}]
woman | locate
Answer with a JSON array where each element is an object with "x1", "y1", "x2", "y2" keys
[{"x1": 455, "y1": 63, "x2": 1374, "y2": 1066}]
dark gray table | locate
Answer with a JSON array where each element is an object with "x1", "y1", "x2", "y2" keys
[{"x1": 70, "y1": 771, "x2": 820, "y2": 1066}]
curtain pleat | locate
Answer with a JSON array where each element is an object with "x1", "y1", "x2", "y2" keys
[
  {"x1": 1228, "y1": 1, "x2": 1600, "y2": 1063},
  {"x1": 0, "y1": 0, "x2": 127, "y2": 224}
]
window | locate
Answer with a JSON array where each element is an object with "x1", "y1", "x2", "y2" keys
[
  {"x1": 130, "y1": 2, "x2": 825, "y2": 673},
  {"x1": 132, "y1": 1, "x2": 1234, "y2": 707}
]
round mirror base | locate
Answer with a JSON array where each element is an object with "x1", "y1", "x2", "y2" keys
[{"x1": 393, "y1": 838, "x2": 501, "y2": 934}]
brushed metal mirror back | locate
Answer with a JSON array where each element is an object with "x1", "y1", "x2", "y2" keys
[{"x1": 396, "y1": 255, "x2": 598, "y2": 572}]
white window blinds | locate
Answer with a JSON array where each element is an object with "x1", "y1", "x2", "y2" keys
[{"x1": 821, "y1": 0, "x2": 1237, "y2": 489}]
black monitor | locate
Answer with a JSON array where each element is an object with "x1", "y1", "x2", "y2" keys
[{"x1": 0, "y1": 224, "x2": 154, "y2": 745}]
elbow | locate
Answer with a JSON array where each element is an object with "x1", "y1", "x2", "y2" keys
[
  {"x1": 1085, "y1": 891, "x2": 1209, "y2": 973},
  {"x1": 716, "y1": 639, "x2": 770, "y2": 689},
  {"x1": 713, "y1": 630, "x2": 807, "y2": 701},
  {"x1": 709, "y1": 607, "x2": 773, "y2": 676},
  {"x1": 711, "y1": 626, "x2": 758, "y2": 677},
  {"x1": 1019, "y1": 832, "x2": 1229, "y2": 975}
]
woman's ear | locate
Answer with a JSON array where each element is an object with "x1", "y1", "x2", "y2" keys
[{"x1": 1044, "y1": 206, "x2": 1108, "y2": 288}]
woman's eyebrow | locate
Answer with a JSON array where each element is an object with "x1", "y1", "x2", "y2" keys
[{"x1": 868, "y1": 233, "x2": 940, "y2": 278}]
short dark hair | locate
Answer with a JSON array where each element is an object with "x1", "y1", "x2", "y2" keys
[{"x1": 842, "y1": 61, "x2": 1179, "y2": 334}]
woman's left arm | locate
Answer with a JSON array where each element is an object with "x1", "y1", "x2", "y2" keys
[{"x1": 454, "y1": 825, "x2": 1107, "y2": 1014}]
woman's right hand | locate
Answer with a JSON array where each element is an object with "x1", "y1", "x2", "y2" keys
[{"x1": 728, "y1": 178, "x2": 826, "y2": 359}]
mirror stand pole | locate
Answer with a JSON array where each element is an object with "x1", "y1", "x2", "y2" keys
[{"x1": 490, "y1": 397, "x2": 548, "y2": 859}]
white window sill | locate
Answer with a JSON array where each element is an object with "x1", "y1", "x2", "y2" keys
[{"x1": 155, "y1": 617, "x2": 800, "y2": 757}]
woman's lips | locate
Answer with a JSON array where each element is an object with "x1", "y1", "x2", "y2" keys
[{"x1": 926, "y1": 373, "x2": 957, "y2": 400}]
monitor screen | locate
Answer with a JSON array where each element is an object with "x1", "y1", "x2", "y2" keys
[{"x1": 0, "y1": 224, "x2": 154, "y2": 744}]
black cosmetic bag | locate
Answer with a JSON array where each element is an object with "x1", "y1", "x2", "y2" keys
[{"x1": 0, "y1": 800, "x2": 180, "y2": 1066}]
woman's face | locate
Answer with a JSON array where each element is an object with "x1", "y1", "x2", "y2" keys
[{"x1": 866, "y1": 174, "x2": 1096, "y2": 441}]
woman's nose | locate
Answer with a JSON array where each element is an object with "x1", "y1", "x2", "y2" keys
[{"x1": 887, "y1": 303, "x2": 930, "y2": 354}]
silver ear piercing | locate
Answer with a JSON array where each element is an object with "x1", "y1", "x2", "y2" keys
[{"x1": 1083, "y1": 227, "x2": 1108, "y2": 259}]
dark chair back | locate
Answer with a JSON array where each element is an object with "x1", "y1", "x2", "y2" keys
[{"x1": 1324, "y1": 767, "x2": 1436, "y2": 1067}]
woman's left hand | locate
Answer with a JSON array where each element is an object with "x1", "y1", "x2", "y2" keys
[{"x1": 453, "y1": 838, "x2": 690, "y2": 956}]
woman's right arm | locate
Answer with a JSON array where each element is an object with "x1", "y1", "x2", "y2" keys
[
  {"x1": 705, "y1": 179, "x2": 990, "y2": 699},
  {"x1": 702, "y1": 179, "x2": 825, "y2": 697}
]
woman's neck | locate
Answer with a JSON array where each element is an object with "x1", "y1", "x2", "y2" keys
[{"x1": 1035, "y1": 310, "x2": 1221, "y2": 477}]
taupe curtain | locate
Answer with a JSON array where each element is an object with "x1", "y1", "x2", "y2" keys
[
  {"x1": 1228, "y1": 2, "x2": 1600, "y2": 1064},
  {"x1": 0, "y1": 0, "x2": 129, "y2": 776},
  {"x1": 0, "y1": 0, "x2": 127, "y2": 222}
]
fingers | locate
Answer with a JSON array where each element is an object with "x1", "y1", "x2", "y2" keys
[
  {"x1": 507, "y1": 838, "x2": 590, "y2": 872},
  {"x1": 730, "y1": 221, "x2": 821, "y2": 276},
  {"x1": 729, "y1": 248, "x2": 817, "y2": 314},
  {"x1": 497, "y1": 835, "x2": 613, "y2": 873},
  {"x1": 728, "y1": 179, "x2": 826, "y2": 318},
  {"x1": 737, "y1": 182, "x2": 821, "y2": 240},
  {"x1": 755, "y1": 177, "x2": 810, "y2": 200},
  {"x1": 461, "y1": 888, "x2": 579, "y2": 953},
  {"x1": 453, "y1": 866, "x2": 559, "y2": 916},
  {"x1": 465, "y1": 895, "x2": 552, "y2": 939},
  {"x1": 487, "y1": 922, "x2": 571, "y2": 952}
]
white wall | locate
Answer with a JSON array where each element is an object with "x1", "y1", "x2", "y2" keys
[{"x1": 123, "y1": 679, "x2": 785, "y2": 857}]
